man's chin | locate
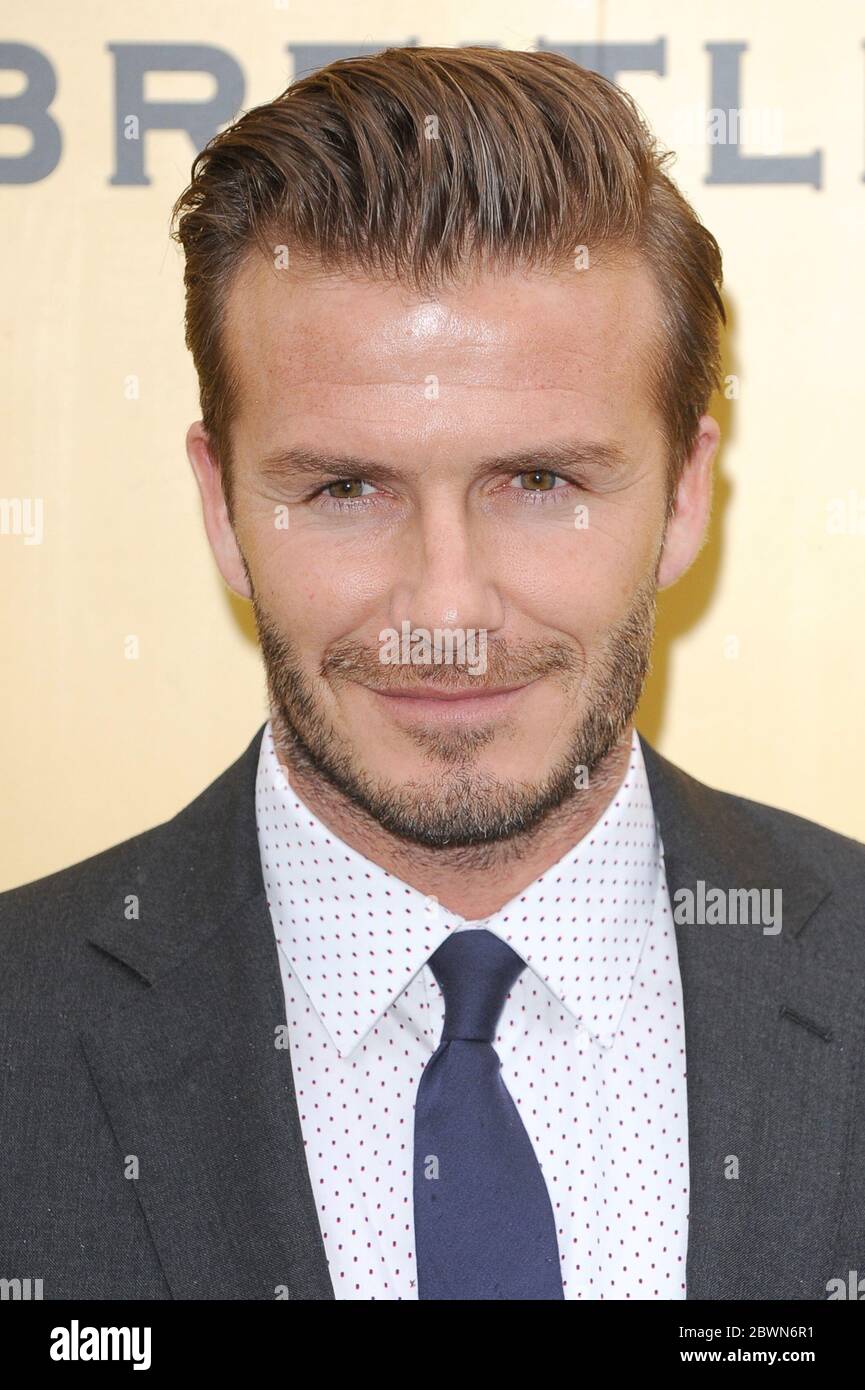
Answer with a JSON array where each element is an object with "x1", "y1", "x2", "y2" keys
[{"x1": 290, "y1": 750, "x2": 583, "y2": 849}]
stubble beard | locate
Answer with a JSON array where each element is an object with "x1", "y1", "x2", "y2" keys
[{"x1": 250, "y1": 578, "x2": 658, "y2": 850}]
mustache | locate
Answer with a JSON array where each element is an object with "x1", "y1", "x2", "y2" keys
[{"x1": 320, "y1": 636, "x2": 582, "y2": 692}]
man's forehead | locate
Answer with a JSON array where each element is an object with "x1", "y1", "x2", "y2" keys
[{"x1": 223, "y1": 248, "x2": 662, "y2": 390}]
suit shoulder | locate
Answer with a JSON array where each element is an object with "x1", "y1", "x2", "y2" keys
[
  {"x1": 641, "y1": 737, "x2": 865, "y2": 889},
  {"x1": 0, "y1": 818, "x2": 170, "y2": 954},
  {"x1": 718, "y1": 782, "x2": 862, "y2": 873},
  {"x1": 0, "y1": 726, "x2": 264, "y2": 955}
]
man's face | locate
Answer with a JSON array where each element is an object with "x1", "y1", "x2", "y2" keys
[{"x1": 190, "y1": 253, "x2": 716, "y2": 847}]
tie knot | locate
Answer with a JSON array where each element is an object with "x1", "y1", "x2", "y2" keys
[{"x1": 427, "y1": 929, "x2": 526, "y2": 1043}]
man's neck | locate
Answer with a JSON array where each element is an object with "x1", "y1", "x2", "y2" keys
[{"x1": 273, "y1": 728, "x2": 636, "y2": 921}]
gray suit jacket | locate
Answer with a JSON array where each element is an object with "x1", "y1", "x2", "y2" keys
[{"x1": 2, "y1": 724, "x2": 864, "y2": 1300}]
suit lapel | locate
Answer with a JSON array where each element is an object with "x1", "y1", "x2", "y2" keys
[
  {"x1": 640, "y1": 735, "x2": 862, "y2": 1299},
  {"x1": 81, "y1": 728, "x2": 333, "y2": 1300}
]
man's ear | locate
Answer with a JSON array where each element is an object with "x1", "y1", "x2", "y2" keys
[
  {"x1": 656, "y1": 415, "x2": 721, "y2": 590},
  {"x1": 186, "y1": 422, "x2": 252, "y2": 599}
]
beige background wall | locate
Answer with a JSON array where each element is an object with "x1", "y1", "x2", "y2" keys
[{"x1": 2, "y1": 1, "x2": 864, "y2": 891}]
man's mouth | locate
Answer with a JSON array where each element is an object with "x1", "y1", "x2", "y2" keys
[{"x1": 358, "y1": 679, "x2": 540, "y2": 724}]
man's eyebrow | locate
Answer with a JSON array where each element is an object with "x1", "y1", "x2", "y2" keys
[
  {"x1": 257, "y1": 439, "x2": 630, "y2": 485},
  {"x1": 258, "y1": 448, "x2": 406, "y2": 486}
]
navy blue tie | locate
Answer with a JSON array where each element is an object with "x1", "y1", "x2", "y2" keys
[{"x1": 413, "y1": 928, "x2": 564, "y2": 1299}]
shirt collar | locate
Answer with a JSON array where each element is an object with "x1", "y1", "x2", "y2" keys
[{"x1": 255, "y1": 722, "x2": 661, "y2": 1057}]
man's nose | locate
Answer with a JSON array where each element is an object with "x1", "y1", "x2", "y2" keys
[{"x1": 387, "y1": 505, "x2": 505, "y2": 637}]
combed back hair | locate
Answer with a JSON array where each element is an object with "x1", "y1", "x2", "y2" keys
[{"x1": 171, "y1": 45, "x2": 725, "y2": 514}]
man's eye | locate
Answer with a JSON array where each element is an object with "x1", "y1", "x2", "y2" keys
[
  {"x1": 511, "y1": 470, "x2": 566, "y2": 492},
  {"x1": 324, "y1": 479, "x2": 375, "y2": 499}
]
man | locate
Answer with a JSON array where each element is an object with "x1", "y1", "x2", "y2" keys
[{"x1": 2, "y1": 45, "x2": 864, "y2": 1302}]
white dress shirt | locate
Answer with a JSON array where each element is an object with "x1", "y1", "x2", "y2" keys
[{"x1": 255, "y1": 720, "x2": 689, "y2": 1299}]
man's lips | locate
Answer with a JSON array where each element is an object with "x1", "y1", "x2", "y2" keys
[
  {"x1": 368, "y1": 683, "x2": 529, "y2": 702},
  {"x1": 356, "y1": 678, "x2": 540, "y2": 724}
]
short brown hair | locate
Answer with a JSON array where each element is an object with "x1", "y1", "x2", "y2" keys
[{"x1": 171, "y1": 45, "x2": 725, "y2": 514}]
